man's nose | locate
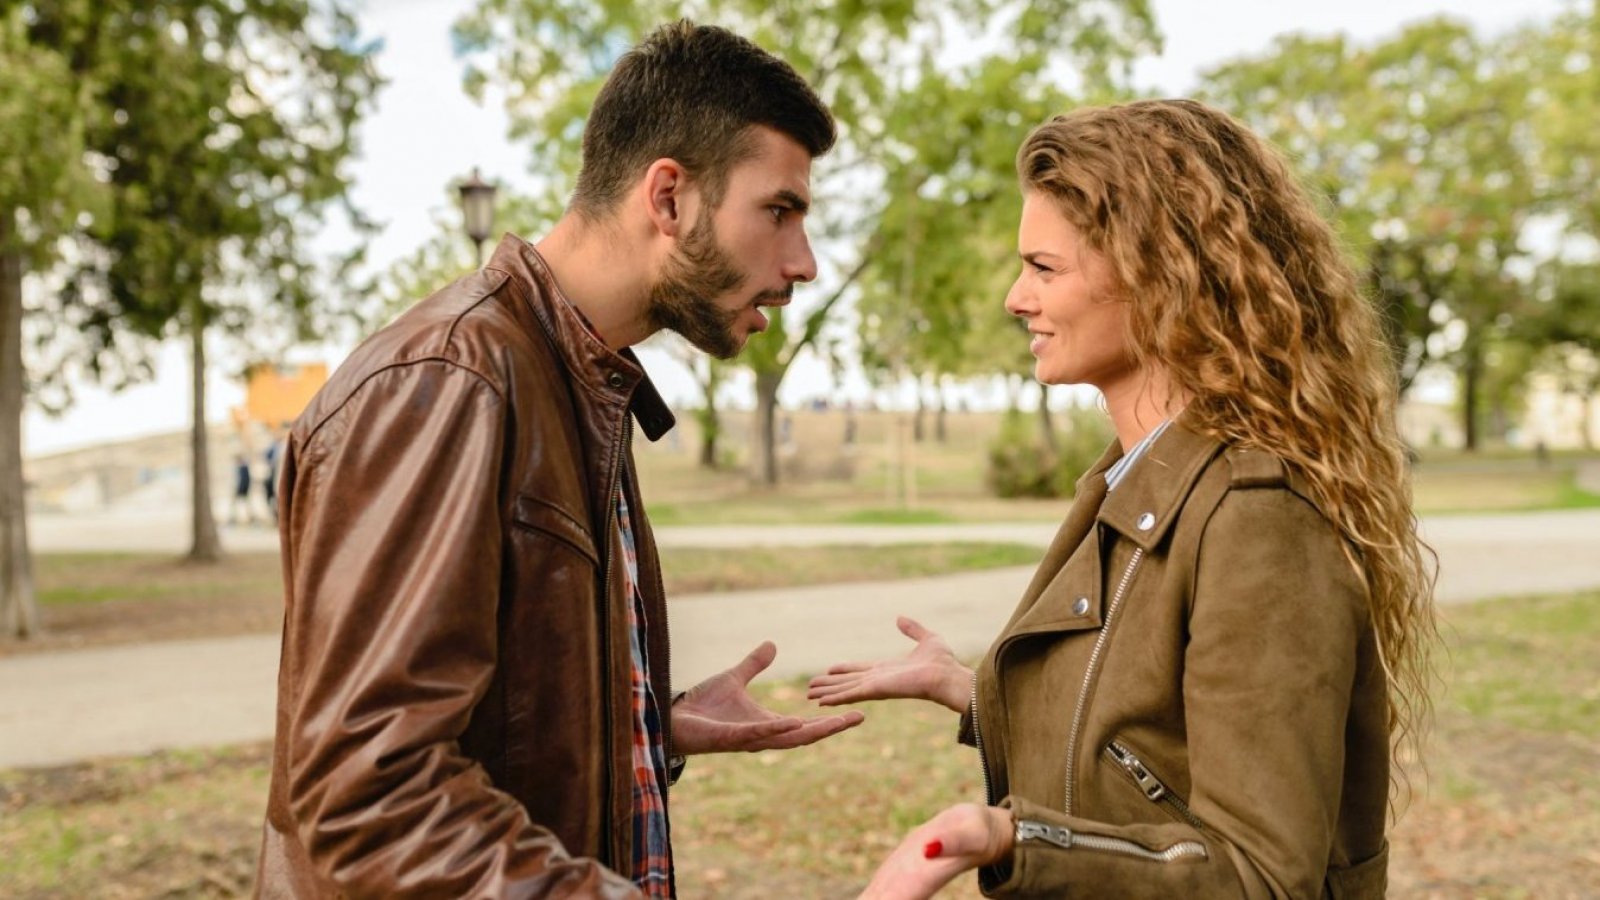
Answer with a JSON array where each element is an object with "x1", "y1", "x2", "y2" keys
[{"x1": 785, "y1": 232, "x2": 819, "y2": 284}]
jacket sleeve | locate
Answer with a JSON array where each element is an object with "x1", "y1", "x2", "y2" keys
[
  {"x1": 983, "y1": 485, "x2": 1368, "y2": 899},
  {"x1": 279, "y1": 360, "x2": 640, "y2": 899}
]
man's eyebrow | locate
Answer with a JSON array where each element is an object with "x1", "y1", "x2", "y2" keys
[{"x1": 770, "y1": 189, "x2": 810, "y2": 213}]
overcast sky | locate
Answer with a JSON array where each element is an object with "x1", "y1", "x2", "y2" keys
[{"x1": 22, "y1": 0, "x2": 1573, "y2": 457}]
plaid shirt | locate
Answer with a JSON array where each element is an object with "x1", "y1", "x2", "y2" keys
[
  {"x1": 618, "y1": 481, "x2": 673, "y2": 896},
  {"x1": 562, "y1": 298, "x2": 673, "y2": 893}
]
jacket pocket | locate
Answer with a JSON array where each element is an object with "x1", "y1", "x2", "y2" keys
[
  {"x1": 512, "y1": 494, "x2": 598, "y2": 567},
  {"x1": 1104, "y1": 738, "x2": 1205, "y2": 830},
  {"x1": 1324, "y1": 842, "x2": 1388, "y2": 899}
]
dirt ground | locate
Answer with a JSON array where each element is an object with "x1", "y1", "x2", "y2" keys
[
  {"x1": 0, "y1": 704, "x2": 1593, "y2": 890},
  {"x1": 4, "y1": 559, "x2": 1596, "y2": 896}
]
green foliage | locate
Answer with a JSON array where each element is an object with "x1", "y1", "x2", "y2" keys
[
  {"x1": 986, "y1": 405, "x2": 1112, "y2": 498},
  {"x1": 450, "y1": 0, "x2": 1159, "y2": 481},
  {"x1": 377, "y1": 190, "x2": 562, "y2": 324},
  {"x1": 20, "y1": 0, "x2": 382, "y2": 387},
  {"x1": 0, "y1": 6, "x2": 106, "y2": 265}
]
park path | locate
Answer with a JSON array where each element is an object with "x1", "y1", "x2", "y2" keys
[{"x1": 3, "y1": 509, "x2": 1598, "y2": 770}]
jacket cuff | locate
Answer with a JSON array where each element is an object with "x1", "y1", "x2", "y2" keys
[{"x1": 667, "y1": 691, "x2": 687, "y2": 786}]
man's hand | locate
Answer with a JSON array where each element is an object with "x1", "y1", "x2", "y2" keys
[
  {"x1": 806, "y1": 616, "x2": 972, "y2": 713},
  {"x1": 858, "y1": 803, "x2": 1014, "y2": 900},
  {"x1": 672, "y1": 641, "x2": 864, "y2": 755}
]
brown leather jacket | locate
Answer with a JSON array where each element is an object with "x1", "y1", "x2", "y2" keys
[
  {"x1": 255, "y1": 234, "x2": 674, "y2": 898},
  {"x1": 963, "y1": 418, "x2": 1391, "y2": 898}
]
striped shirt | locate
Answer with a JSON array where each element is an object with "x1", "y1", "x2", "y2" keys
[{"x1": 1105, "y1": 419, "x2": 1173, "y2": 491}]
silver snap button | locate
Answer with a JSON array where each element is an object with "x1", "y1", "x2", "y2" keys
[
  {"x1": 1072, "y1": 597, "x2": 1090, "y2": 616},
  {"x1": 607, "y1": 372, "x2": 625, "y2": 388},
  {"x1": 1137, "y1": 512, "x2": 1156, "y2": 531}
]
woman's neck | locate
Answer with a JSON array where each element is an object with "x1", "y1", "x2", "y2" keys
[{"x1": 1101, "y1": 369, "x2": 1186, "y2": 451}]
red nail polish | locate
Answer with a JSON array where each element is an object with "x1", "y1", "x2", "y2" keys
[{"x1": 923, "y1": 840, "x2": 943, "y2": 859}]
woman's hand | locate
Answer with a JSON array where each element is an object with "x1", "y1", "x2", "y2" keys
[
  {"x1": 807, "y1": 616, "x2": 973, "y2": 713},
  {"x1": 859, "y1": 803, "x2": 1014, "y2": 900}
]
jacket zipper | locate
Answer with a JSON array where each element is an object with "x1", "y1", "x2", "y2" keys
[
  {"x1": 1105, "y1": 740, "x2": 1205, "y2": 830},
  {"x1": 1015, "y1": 820, "x2": 1207, "y2": 862},
  {"x1": 1063, "y1": 545, "x2": 1144, "y2": 815},
  {"x1": 970, "y1": 671, "x2": 994, "y2": 806}
]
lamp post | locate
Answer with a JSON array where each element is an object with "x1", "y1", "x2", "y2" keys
[{"x1": 457, "y1": 167, "x2": 497, "y2": 268}]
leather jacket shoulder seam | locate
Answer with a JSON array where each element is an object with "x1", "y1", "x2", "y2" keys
[{"x1": 300, "y1": 357, "x2": 505, "y2": 457}]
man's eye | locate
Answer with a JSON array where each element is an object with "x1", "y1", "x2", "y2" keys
[{"x1": 769, "y1": 206, "x2": 786, "y2": 223}]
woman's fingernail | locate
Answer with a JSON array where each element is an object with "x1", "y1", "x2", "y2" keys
[{"x1": 923, "y1": 840, "x2": 943, "y2": 859}]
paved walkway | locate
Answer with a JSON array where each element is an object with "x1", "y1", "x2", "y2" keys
[{"x1": 4, "y1": 510, "x2": 1598, "y2": 769}]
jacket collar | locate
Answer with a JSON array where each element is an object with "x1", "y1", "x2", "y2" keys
[
  {"x1": 1097, "y1": 408, "x2": 1225, "y2": 552},
  {"x1": 485, "y1": 233, "x2": 676, "y2": 441}
]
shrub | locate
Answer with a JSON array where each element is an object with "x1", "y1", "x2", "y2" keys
[{"x1": 986, "y1": 406, "x2": 1115, "y2": 498}]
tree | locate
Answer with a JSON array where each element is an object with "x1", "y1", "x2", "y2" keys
[
  {"x1": 1201, "y1": 19, "x2": 1540, "y2": 450},
  {"x1": 1524, "y1": 263, "x2": 1600, "y2": 448},
  {"x1": 0, "y1": 4, "x2": 108, "y2": 637},
  {"x1": 26, "y1": 0, "x2": 381, "y2": 561},
  {"x1": 453, "y1": 0, "x2": 1159, "y2": 484}
]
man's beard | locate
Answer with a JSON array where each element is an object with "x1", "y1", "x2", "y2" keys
[{"x1": 646, "y1": 209, "x2": 756, "y2": 360}]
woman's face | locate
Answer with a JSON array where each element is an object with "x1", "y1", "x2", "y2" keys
[{"x1": 1004, "y1": 193, "x2": 1136, "y2": 391}]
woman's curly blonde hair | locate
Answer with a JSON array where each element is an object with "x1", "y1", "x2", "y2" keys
[{"x1": 1017, "y1": 98, "x2": 1438, "y2": 796}]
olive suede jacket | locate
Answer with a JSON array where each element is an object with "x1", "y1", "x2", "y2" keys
[
  {"x1": 963, "y1": 418, "x2": 1391, "y2": 898},
  {"x1": 255, "y1": 235, "x2": 673, "y2": 898}
]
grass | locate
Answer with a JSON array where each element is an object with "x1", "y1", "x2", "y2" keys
[
  {"x1": 32, "y1": 553, "x2": 282, "y2": 608},
  {"x1": 661, "y1": 543, "x2": 1039, "y2": 594},
  {"x1": 6, "y1": 544, "x2": 1043, "y2": 655},
  {"x1": 27, "y1": 545, "x2": 1042, "y2": 611},
  {"x1": 632, "y1": 410, "x2": 1600, "y2": 523},
  {"x1": 3, "y1": 591, "x2": 1597, "y2": 897},
  {"x1": 1411, "y1": 465, "x2": 1600, "y2": 515},
  {"x1": 1441, "y1": 591, "x2": 1600, "y2": 737}
]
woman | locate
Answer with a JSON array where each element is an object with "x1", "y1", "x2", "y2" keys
[{"x1": 808, "y1": 99, "x2": 1435, "y2": 898}]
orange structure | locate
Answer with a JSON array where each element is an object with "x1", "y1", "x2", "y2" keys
[{"x1": 241, "y1": 362, "x2": 328, "y2": 428}]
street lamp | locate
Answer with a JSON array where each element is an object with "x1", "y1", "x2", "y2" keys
[{"x1": 457, "y1": 167, "x2": 497, "y2": 268}]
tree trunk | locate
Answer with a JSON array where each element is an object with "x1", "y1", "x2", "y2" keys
[
  {"x1": 913, "y1": 381, "x2": 926, "y2": 443},
  {"x1": 752, "y1": 369, "x2": 781, "y2": 486},
  {"x1": 188, "y1": 295, "x2": 224, "y2": 562},
  {"x1": 695, "y1": 362, "x2": 722, "y2": 469},
  {"x1": 1037, "y1": 384, "x2": 1059, "y2": 452},
  {"x1": 1583, "y1": 385, "x2": 1597, "y2": 452},
  {"x1": 935, "y1": 380, "x2": 948, "y2": 444},
  {"x1": 1461, "y1": 343, "x2": 1482, "y2": 453},
  {"x1": 0, "y1": 227, "x2": 38, "y2": 639},
  {"x1": 697, "y1": 409, "x2": 720, "y2": 468}
]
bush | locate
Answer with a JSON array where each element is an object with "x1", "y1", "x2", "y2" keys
[
  {"x1": 986, "y1": 406, "x2": 1115, "y2": 499},
  {"x1": 1053, "y1": 405, "x2": 1116, "y2": 493}
]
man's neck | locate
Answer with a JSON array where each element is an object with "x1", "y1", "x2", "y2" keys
[{"x1": 535, "y1": 215, "x2": 656, "y2": 351}]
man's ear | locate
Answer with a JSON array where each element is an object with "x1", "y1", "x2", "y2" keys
[{"x1": 642, "y1": 158, "x2": 692, "y2": 238}]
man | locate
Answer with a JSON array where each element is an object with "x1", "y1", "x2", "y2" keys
[{"x1": 255, "y1": 21, "x2": 862, "y2": 898}]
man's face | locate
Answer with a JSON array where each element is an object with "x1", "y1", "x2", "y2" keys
[{"x1": 647, "y1": 127, "x2": 818, "y2": 359}]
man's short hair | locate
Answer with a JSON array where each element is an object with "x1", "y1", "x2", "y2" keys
[{"x1": 571, "y1": 20, "x2": 836, "y2": 218}]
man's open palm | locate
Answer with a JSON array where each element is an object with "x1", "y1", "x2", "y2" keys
[{"x1": 672, "y1": 641, "x2": 865, "y2": 755}]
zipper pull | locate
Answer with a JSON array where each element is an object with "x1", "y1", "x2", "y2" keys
[
  {"x1": 1015, "y1": 820, "x2": 1075, "y2": 849},
  {"x1": 1108, "y1": 741, "x2": 1167, "y2": 801}
]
